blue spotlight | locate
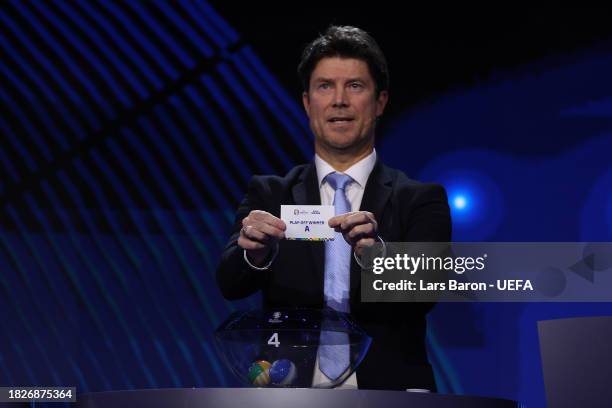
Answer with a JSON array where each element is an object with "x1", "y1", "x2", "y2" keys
[
  {"x1": 453, "y1": 195, "x2": 467, "y2": 210},
  {"x1": 433, "y1": 169, "x2": 504, "y2": 241},
  {"x1": 447, "y1": 189, "x2": 476, "y2": 223}
]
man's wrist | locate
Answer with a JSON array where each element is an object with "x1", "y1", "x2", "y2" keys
[
  {"x1": 243, "y1": 243, "x2": 279, "y2": 270},
  {"x1": 353, "y1": 235, "x2": 386, "y2": 268}
]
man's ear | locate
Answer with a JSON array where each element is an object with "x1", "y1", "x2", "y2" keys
[
  {"x1": 376, "y1": 90, "x2": 389, "y2": 117},
  {"x1": 302, "y1": 92, "x2": 311, "y2": 117}
]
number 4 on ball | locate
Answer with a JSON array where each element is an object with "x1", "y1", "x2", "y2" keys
[{"x1": 267, "y1": 332, "x2": 280, "y2": 347}]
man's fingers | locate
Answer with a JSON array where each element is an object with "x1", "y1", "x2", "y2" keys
[
  {"x1": 241, "y1": 210, "x2": 286, "y2": 244},
  {"x1": 329, "y1": 211, "x2": 376, "y2": 230},
  {"x1": 329, "y1": 211, "x2": 379, "y2": 247},
  {"x1": 250, "y1": 220, "x2": 285, "y2": 240},
  {"x1": 241, "y1": 225, "x2": 269, "y2": 243},
  {"x1": 347, "y1": 222, "x2": 376, "y2": 241},
  {"x1": 328, "y1": 213, "x2": 349, "y2": 228},
  {"x1": 248, "y1": 210, "x2": 286, "y2": 231},
  {"x1": 340, "y1": 211, "x2": 376, "y2": 231}
]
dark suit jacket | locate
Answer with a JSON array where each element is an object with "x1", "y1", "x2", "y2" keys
[{"x1": 216, "y1": 159, "x2": 452, "y2": 390}]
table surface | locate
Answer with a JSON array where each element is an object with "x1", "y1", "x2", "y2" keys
[{"x1": 75, "y1": 387, "x2": 518, "y2": 408}]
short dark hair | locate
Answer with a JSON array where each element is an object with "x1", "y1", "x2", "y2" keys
[{"x1": 298, "y1": 25, "x2": 389, "y2": 96}]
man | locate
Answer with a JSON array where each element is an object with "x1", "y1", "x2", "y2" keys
[{"x1": 216, "y1": 26, "x2": 451, "y2": 391}]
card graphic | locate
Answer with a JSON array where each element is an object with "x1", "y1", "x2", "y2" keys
[{"x1": 280, "y1": 205, "x2": 335, "y2": 241}]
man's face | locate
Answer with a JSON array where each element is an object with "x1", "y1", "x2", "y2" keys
[{"x1": 303, "y1": 57, "x2": 388, "y2": 155}]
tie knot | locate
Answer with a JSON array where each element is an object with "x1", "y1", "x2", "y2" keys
[{"x1": 325, "y1": 172, "x2": 353, "y2": 191}]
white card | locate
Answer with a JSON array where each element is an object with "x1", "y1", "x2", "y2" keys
[{"x1": 281, "y1": 205, "x2": 335, "y2": 241}]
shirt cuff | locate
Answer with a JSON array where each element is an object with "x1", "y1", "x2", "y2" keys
[
  {"x1": 243, "y1": 242, "x2": 279, "y2": 270},
  {"x1": 353, "y1": 235, "x2": 386, "y2": 269}
]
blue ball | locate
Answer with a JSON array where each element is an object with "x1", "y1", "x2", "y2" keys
[{"x1": 269, "y1": 359, "x2": 297, "y2": 385}]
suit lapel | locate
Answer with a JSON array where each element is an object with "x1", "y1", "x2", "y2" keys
[
  {"x1": 291, "y1": 163, "x2": 325, "y2": 302},
  {"x1": 359, "y1": 159, "x2": 393, "y2": 222},
  {"x1": 291, "y1": 162, "x2": 321, "y2": 205},
  {"x1": 351, "y1": 159, "x2": 393, "y2": 298}
]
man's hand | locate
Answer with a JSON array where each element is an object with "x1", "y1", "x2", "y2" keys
[
  {"x1": 328, "y1": 211, "x2": 378, "y2": 258},
  {"x1": 238, "y1": 210, "x2": 286, "y2": 266}
]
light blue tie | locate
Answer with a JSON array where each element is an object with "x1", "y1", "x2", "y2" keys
[{"x1": 320, "y1": 172, "x2": 352, "y2": 381}]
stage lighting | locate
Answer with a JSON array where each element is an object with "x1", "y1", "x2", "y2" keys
[{"x1": 453, "y1": 195, "x2": 467, "y2": 210}]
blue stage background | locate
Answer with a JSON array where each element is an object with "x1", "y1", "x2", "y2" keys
[{"x1": 1, "y1": 2, "x2": 611, "y2": 406}]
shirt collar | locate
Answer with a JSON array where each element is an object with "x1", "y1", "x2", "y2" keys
[{"x1": 315, "y1": 149, "x2": 377, "y2": 188}]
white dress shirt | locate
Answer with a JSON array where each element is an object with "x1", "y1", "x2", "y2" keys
[{"x1": 315, "y1": 149, "x2": 377, "y2": 210}]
